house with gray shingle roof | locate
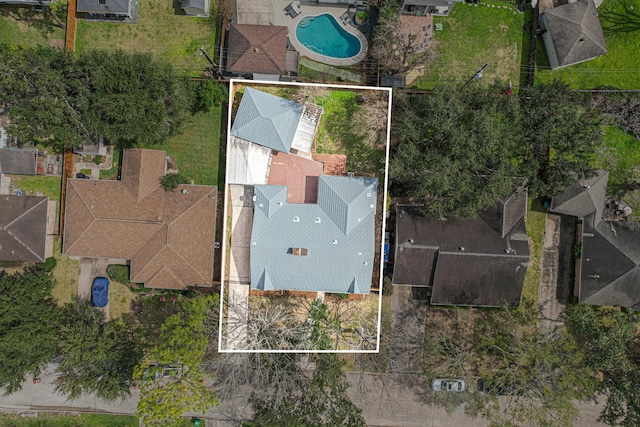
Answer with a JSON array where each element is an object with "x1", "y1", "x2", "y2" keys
[
  {"x1": 539, "y1": 0, "x2": 608, "y2": 70},
  {"x1": 77, "y1": 0, "x2": 137, "y2": 22},
  {"x1": 181, "y1": 0, "x2": 209, "y2": 17},
  {"x1": 393, "y1": 187, "x2": 530, "y2": 307},
  {"x1": 250, "y1": 175, "x2": 378, "y2": 294},
  {"x1": 551, "y1": 170, "x2": 640, "y2": 310},
  {"x1": 0, "y1": 194, "x2": 49, "y2": 263},
  {"x1": 0, "y1": 148, "x2": 37, "y2": 176}
]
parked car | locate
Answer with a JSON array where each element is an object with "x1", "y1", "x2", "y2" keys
[
  {"x1": 92, "y1": 277, "x2": 110, "y2": 307},
  {"x1": 432, "y1": 378, "x2": 466, "y2": 392},
  {"x1": 76, "y1": 172, "x2": 90, "y2": 179}
]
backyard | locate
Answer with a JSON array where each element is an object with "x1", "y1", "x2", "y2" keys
[
  {"x1": 535, "y1": 0, "x2": 640, "y2": 89},
  {"x1": 148, "y1": 107, "x2": 223, "y2": 187},
  {"x1": 0, "y1": 3, "x2": 65, "y2": 46},
  {"x1": 0, "y1": 413, "x2": 138, "y2": 427},
  {"x1": 412, "y1": 1, "x2": 525, "y2": 88},
  {"x1": 75, "y1": 0, "x2": 218, "y2": 76}
]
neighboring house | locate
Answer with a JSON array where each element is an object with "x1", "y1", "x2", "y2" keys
[
  {"x1": 225, "y1": 24, "x2": 299, "y2": 80},
  {"x1": 550, "y1": 170, "x2": 640, "y2": 310},
  {"x1": 393, "y1": 187, "x2": 530, "y2": 307},
  {"x1": 401, "y1": 0, "x2": 463, "y2": 17},
  {"x1": 250, "y1": 175, "x2": 378, "y2": 294},
  {"x1": 181, "y1": 0, "x2": 209, "y2": 17},
  {"x1": 63, "y1": 149, "x2": 217, "y2": 290},
  {"x1": 77, "y1": 0, "x2": 136, "y2": 22},
  {"x1": 73, "y1": 138, "x2": 108, "y2": 156},
  {"x1": 227, "y1": 87, "x2": 323, "y2": 185},
  {"x1": 0, "y1": 148, "x2": 37, "y2": 176},
  {"x1": 539, "y1": 0, "x2": 607, "y2": 70},
  {"x1": 0, "y1": 194, "x2": 49, "y2": 263}
]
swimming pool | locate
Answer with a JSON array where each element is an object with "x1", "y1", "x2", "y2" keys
[{"x1": 296, "y1": 14, "x2": 361, "y2": 59}]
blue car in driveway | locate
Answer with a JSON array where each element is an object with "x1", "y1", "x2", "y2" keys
[{"x1": 92, "y1": 277, "x2": 110, "y2": 307}]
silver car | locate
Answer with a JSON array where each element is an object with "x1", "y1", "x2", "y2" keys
[{"x1": 431, "y1": 378, "x2": 466, "y2": 392}]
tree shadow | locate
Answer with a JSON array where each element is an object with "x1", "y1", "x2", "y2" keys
[{"x1": 0, "y1": 5, "x2": 65, "y2": 39}]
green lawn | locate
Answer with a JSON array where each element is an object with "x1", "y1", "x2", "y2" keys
[
  {"x1": 521, "y1": 197, "x2": 547, "y2": 313},
  {"x1": 0, "y1": 5, "x2": 65, "y2": 46},
  {"x1": 8, "y1": 175, "x2": 61, "y2": 201},
  {"x1": 51, "y1": 238, "x2": 79, "y2": 306},
  {"x1": 412, "y1": 1, "x2": 525, "y2": 88},
  {"x1": 149, "y1": 107, "x2": 222, "y2": 187},
  {"x1": 596, "y1": 126, "x2": 640, "y2": 194},
  {"x1": 100, "y1": 147, "x2": 122, "y2": 180},
  {"x1": 535, "y1": 1, "x2": 640, "y2": 89},
  {"x1": 75, "y1": 0, "x2": 218, "y2": 76},
  {"x1": 0, "y1": 413, "x2": 138, "y2": 427}
]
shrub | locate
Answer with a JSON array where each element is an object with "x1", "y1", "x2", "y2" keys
[
  {"x1": 107, "y1": 264, "x2": 130, "y2": 283},
  {"x1": 92, "y1": 155, "x2": 103, "y2": 165},
  {"x1": 39, "y1": 257, "x2": 57, "y2": 272},
  {"x1": 160, "y1": 173, "x2": 188, "y2": 191}
]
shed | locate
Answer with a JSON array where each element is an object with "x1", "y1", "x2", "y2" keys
[
  {"x1": 0, "y1": 148, "x2": 37, "y2": 175},
  {"x1": 181, "y1": 0, "x2": 209, "y2": 17}
]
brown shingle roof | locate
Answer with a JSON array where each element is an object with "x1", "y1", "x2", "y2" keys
[
  {"x1": 63, "y1": 149, "x2": 216, "y2": 289},
  {"x1": 226, "y1": 24, "x2": 287, "y2": 75},
  {"x1": 0, "y1": 195, "x2": 48, "y2": 262}
]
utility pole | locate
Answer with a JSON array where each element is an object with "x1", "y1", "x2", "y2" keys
[
  {"x1": 460, "y1": 62, "x2": 489, "y2": 90},
  {"x1": 199, "y1": 46, "x2": 223, "y2": 79}
]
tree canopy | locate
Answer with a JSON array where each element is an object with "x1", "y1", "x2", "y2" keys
[
  {"x1": 0, "y1": 266, "x2": 62, "y2": 394},
  {"x1": 391, "y1": 84, "x2": 523, "y2": 218},
  {"x1": 54, "y1": 302, "x2": 143, "y2": 402},
  {"x1": 390, "y1": 81, "x2": 603, "y2": 217},
  {"x1": 0, "y1": 46, "x2": 197, "y2": 152},
  {"x1": 565, "y1": 305, "x2": 640, "y2": 426},
  {"x1": 135, "y1": 295, "x2": 219, "y2": 427}
]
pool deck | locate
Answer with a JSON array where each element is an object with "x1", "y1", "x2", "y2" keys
[{"x1": 278, "y1": 2, "x2": 368, "y2": 67}]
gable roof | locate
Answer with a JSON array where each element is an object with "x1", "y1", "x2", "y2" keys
[
  {"x1": 550, "y1": 170, "x2": 608, "y2": 226},
  {"x1": 0, "y1": 195, "x2": 48, "y2": 262},
  {"x1": 541, "y1": 0, "x2": 607, "y2": 68},
  {"x1": 77, "y1": 0, "x2": 131, "y2": 14},
  {"x1": 0, "y1": 148, "x2": 37, "y2": 175},
  {"x1": 63, "y1": 149, "x2": 217, "y2": 290},
  {"x1": 230, "y1": 87, "x2": 304, "y2": 153},
  {"x1": 226, "y1": 24, "x2": 288, "y2": 75},
  {"x1": 580, "y1": 214, "x2": 640, "y2": 310},
  {"x1": 393, "y1": 188, "x2": 530, "y2": 307},
  {"x1": 250, "y1": 175, "x2": 378, "y2": 294}
]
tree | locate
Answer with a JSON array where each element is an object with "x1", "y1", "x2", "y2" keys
[
  {"x1": 390, "y1": 84, "x2": 523, "y2": 218},
  {"x1": 0, "y1": 266, "x2": 62, "y2": 394},
  {"x1": 565, "y1": 304, "x2": 640, "y2": 426},
  {"x1": 470, "y1": 301, "x2": 598, "y2": 427},
  {"x1": 54, "y1": 302, "x2": 143, "y2": 402},
  {"x1": 519, "y1": 80, "x2": 602, "y2": 197},
  {"x1": 135, "y1": 295, "x2": 219, "y2": 427},
  {"x1": 250, "y1": 353, "x2": 366, "y2": 427},
  {"x1": 0, "y1": 46, "x2": 191, "y2": 153},
  {"x1": 191, "y1": 79, "x2": 228, "y2": 114}
]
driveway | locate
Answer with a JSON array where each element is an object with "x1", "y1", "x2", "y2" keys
[
  {"x1": 235, "y1": 0, "x2": 273, "y2": 24},
  {"x1": 78, "y1": 257, "x2": 126, "y2": 321}
]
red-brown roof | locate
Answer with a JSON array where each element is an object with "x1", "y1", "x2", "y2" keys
[
  {"x1": 267, "y1": 152, "x2": 323, "y2": 203},
  {"x1": 63, "y1": 149, "x2": 217, "y2": 290},
  {"x1": 226, "y1": 24, "x2": 287, "y2": 75}
]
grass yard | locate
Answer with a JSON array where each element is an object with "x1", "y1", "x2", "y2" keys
[
  {"x1": 0, "y1": 6, "x2": 65, "y2": 46},
  {"x1": 149, "y1": 107, "x2": 222, "y2": 186},
  {"x1": 100, "y1": 147, "x2": 122, "y2": 180},
  {"x1": 51, "y1": 238, "x2": 79, "y2": 306},
  {"x1": 535, "y1": 0, "x2": 640, "y2": 89},
  {"x1": 313, "y1": 90, "x2": 386, "y2": 178},
  {"x1": 110, "y1": 281, "x2": 136, "y2": 319},
  {"x1": 8, "y1": 175, "x2": 61, "y2": 201},
  {"x1": 412, "y1": 1, "x2": 525, "y2": 89},
  {"x1": 521, "y1": 197, "x2": 547, "y2": 313},
  {"x1": 75, "y1": 0, "x2": 218, "y2": 76},
  {"x1": 596, "y1": 126, "x2": 640, "y2": 194},
  {"x1": 0, "y1": 413, "x2": 138, "y2": 427}
]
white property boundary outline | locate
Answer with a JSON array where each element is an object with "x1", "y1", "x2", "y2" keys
[{"x1": 218, "y1": 79, "x2": 392, "y2": 353}]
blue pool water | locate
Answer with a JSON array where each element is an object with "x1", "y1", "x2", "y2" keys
[{"x1": 296, "y1": 14, "x2": 361, "y2": 59}]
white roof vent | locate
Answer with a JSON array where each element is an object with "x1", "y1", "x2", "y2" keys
[
  {"x1": 369, "y1": 204, "x2": 374, "y2": 209},
  {"x1": 315, "y1": 217, "x2": 321, "y2": 223},
  {"x1": 367, "y1": 193, "x2": 372, "y2": 197},
  {"x1": 332, "y1": 239, "x2": 338, "y2": 245},
  {"x1": 293, "y1": 216, "x2": 300, "y2": 222},
  {"x1": 258, "y1": 203, "x2": 264, "y2": 208}
]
